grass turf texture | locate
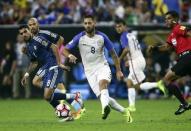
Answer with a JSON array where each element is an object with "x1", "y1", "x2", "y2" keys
[{"x1": 0, "y1": 99, "x2": 191, "y2": 131}]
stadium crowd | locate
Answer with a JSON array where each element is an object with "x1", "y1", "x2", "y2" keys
[{"x1": 0, "y1": 0, "x2": 189, "y2": 25}]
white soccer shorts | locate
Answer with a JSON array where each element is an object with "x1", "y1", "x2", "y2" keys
[
  {"x1": 127, "y1": 56, "x2": 146, "y2": 85},
  {"x1": 85, "y1": 64, "x2": 112, "y2": 97}
]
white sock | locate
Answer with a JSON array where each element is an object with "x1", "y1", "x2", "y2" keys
[
  {"x1": 140, "y1": 82, "x2": 157, "y2": 90},
  {"x1": 100, "y1": 89, "x2": 109, "y2": 112},
  {"x1": 109, "y1": 97, "x2": 125, "y2": 113},
  {"x1": 128, "y1": 88, "x2": 136, "y2": 106}
]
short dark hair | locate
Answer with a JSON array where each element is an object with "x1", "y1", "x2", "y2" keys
[
  {"x1": 18, "y1": 24, "x2": 29, "y2": 30},
  {"x1": 83, "y1": 14, "x2": 95, "y2": 20},
  {"x1": 165, "y1": 11, "x2": 179, "y2": 21},
  {"x1": 115, "y1": 19, "x2": 126, "y2": 25}
]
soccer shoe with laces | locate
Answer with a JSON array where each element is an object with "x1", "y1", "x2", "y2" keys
[
  {"x1": 123, "y1": 108, "x2": 133, "y2": 123},
  {"x1": 102, "y1": 105, "x2": 111, "y2": 120},
  {"x1": 157, "y1": 80, "x2": 167, "y2": 96},
  {"x1": 127, "y1": 105, "x2": 136, "y2": 112},
  {"x1": 175, "y1": 104, "x2": 191, "y2": 115}
]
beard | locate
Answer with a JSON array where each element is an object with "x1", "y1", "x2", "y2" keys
[{"x1": 85, "y1": 27, "x2": 94, "y2": 34}]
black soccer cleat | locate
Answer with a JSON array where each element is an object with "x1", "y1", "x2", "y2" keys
[
  {"x1": 102, "y1": 105, "x2": 111, "y2": 120},
  {"x1": 175, "y1": 104, "x2": 191, "y2": 115}
]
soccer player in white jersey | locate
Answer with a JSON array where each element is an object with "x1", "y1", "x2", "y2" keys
[
  {"x1": 115, "y1": 19, "x2": 166, "y2": 112},
  {"x1": 63, "y1": 14, "x2": 132, "y2": 122}
]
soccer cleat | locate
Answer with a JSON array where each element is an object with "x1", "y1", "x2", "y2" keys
[
  {"x1": 59, "y1": 116, "x2": 74, "y2": 122},
  {"x1": 127, "y1": 105, "x2": 136, "y2": 112},
  {"x1": 175, "y1": 104, "x2": 191, "y2": 115},
  {"x1": 123, "y1": 108, "x2": 133, "y2": 123},
  {"x1": 73, "y1": 107, "x2": 86, "y2": 120},
  {"x1": 75, "y1": 92, "x2": 84, "y2": 108},
  {"x1": 157, "y1": 80, "x2": 167, "y2": 96},
  {"x1": 102, "y1": 105, "x2": 111, "y2": 120}
]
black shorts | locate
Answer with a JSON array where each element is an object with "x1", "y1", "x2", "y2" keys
[{"x1": 171, "y1": 53, "x2": 191, "y2": 76}]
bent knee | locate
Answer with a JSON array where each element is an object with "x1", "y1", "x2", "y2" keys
[{"x1": 44, "y1": 95, "x2": 51, "y2": 101}]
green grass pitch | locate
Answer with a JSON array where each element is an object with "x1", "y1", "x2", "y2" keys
[{"x1": 0, "y1": 99, "x2": 191, "y2": 131}]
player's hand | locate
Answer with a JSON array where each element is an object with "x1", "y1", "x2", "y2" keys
[
  {"x1": 21, "y1": 75, "x2": 29, "y2": 87},
  {"x1": 116, "y1": 70, "x2": 124, "y2": 81},
  {"x1": 59, "y1": 64, "x2": 70, "y2": 71},
  {"x1": 68, "y1": 54, "x2": 77, "y2": 64}
]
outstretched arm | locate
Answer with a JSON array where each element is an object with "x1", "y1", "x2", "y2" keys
[
  {"x1": 62, "y1": 48, "x2": 77, "y2": 63},
  {"x1": 147, "y1": 43, "x2": 173, "y2": 53}
]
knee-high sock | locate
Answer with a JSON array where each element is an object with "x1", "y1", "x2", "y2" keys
[
  {"x1": 167, "y1": 83, "x2": 187, "y2": 105},
  {"x1": 100, "y1": 89, "x2": 109, "y2": 112},
  {"x1": 49, "y1": 100, "x2": 60, "y2": 108},
  {"x1": 140, "y1": 82, "x2": 157, "y2": 90},
  {"x1": 109, "y1": 97, "x2": 125, "y2": 113},
  {"x1": 128, "y1": 88, "x2": 136, "y2": 106}
]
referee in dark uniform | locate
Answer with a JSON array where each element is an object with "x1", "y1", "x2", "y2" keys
[{"x1": 148, "y1": 11, "x2": 191, "y2": 115}]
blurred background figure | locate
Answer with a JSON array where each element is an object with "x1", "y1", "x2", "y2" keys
[
  {"x1": 12, "y1": 34, "x2": 31, "y2": 99},
  {"x1": 0, "y1": 41, "x2": 16, "y2": 99}
]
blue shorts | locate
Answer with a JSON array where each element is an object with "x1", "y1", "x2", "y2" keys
[
  {"x1": 42, "y1": 66, "x2": 64, "y2": 89},
  {"x1": 36, "y1": 65, "x2": 47, "y2": 78}
]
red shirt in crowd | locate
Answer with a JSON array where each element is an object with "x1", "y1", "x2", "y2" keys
[{"x1": 167, "y1": 23, "x2": 191, "y2": 55}]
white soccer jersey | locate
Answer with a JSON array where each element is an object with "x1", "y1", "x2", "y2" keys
[
  {"x1": 120, "y1": 31, "x2": 146, "y2": 84},
  {"x1": 120, "y1": 32, "x2": 143, "y2": 60},
  {"x1": 65, "y1": 31, "x2": 114, "y2": 73}
]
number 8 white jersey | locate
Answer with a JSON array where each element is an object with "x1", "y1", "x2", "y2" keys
[
  {"x1": 65, "y1": 31, "x2": 114, "y2": 72},
  {"x1": 120, "y1": 31, "x2": 143, "y2": 60}
]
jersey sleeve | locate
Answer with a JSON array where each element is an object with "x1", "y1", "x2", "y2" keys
[
  {"x1": 97, "y1": 32, "x2": 114, "y2": 51},
  {"x1": 65, "y1": 33, "x2": 82, "y2": 50},
  {"x1": 120, "y1": 33, "x2": 129, "y2": 49},
  {"x1": 39, "y1": 30, "x2": 60, "y2": 44},
  {"x1": 33, "y1": 36, "x2": 52, "y2": 49},
  {"x1": 174, "y1": 25, "x2": 187, "y2": 36}
]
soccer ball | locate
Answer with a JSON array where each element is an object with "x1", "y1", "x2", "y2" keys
[{"x1": 55, "y1": 103, "x2": 71, "y2": 118}]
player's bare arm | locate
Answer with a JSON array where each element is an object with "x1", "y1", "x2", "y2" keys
[
  {"x1": 63, "y1": 48, "x2": 77, "y2": 64},
  {"x1": 57, "y1": 36, "x2": 64, "y2": 47},
  {"x1": 110, "y1": 49, "x2": 124, "y2": 80},
  {"x1": 148, "y1": 43, "x2": 172, "y2": 53},
  {"x1": 119, "y1": 47, "x2": 130, "y2": 61},
  {"x1": 21, "y1": 61, "x2": 38, "y2": 86},
  {"x1": 51, "y1": 44, "x2": 70, "y2": 71}
]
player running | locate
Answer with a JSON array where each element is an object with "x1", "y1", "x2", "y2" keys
[
  {"x1": 27, "y1": 18, "x2": 85, "y2": 118},
  {"x1": 115, "y1": 19, "x2": 166, "y2": 112},
  {"x1": 148, "y1": 11, "x2": 191, "y2": 115},
  {"x1": 63, "y1": 14, "x2": 132, "y2": 123},
  {"x1": 19, "y1": 25, "x2": 83, "y2": 121}
]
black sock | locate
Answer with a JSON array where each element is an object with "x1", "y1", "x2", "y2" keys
[
  {"x1": 167, "y1": 83, "x2": 187, "y2": 105},
  {"x1": 66, "y1": 99, "x2": 73, "y2": 104},
  {"x1": 49, "y1": 100, "x2": 60, "y2": 108}
]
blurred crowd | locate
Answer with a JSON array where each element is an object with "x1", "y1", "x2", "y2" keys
[{"x1": 0, "y1": 0, "x2": 190, "y2": 25}]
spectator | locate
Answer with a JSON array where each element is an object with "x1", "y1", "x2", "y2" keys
[
  {"x1": 0, "y1": 41, "x2": 16, "y2": 99},
  {"x1": 12, "y1": 34, "x2": 31, "y2": 99}
]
